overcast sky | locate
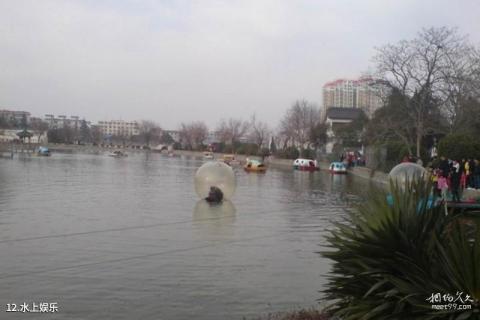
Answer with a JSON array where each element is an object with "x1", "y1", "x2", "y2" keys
[{"x1": 1, "y1": 0, "x2": 479, "y2": 129}]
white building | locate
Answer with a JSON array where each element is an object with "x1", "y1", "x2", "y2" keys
[
  {"x1": 324, "y1": 107, "x2": 364, "y2": 153},
  {"x1": 355, "y1": 78, "x2": 384, "y2": 118},
  {"x1": 0, "y1": 109, "x2": 31, "y2": 124},
  {"x1": 44, "y1": 114, "x2": 84, "y2": 129},
  {"x1": 323, "y1": 79, "x2": 357, "y2": 109},
  {"x1": 97, "y1": 120, "x2": 140, "y2": 137},
  {"x1": 323, "y1": 77, "x2": 384, "y2": 118}
]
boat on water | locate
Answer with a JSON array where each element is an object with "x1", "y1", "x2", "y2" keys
[
  {"x1": 221, "y1": 154, "x2": 240, "y2": 166},
  {"x1": 244, "y1": 159, "x2": 267, "y2": 173},
  {"x1": 293, "y1": 158, "x2": 319, "y2": 171},
  {"x1": 37, "y1": 146, "x2": 51, "y2": 156},
  {"x1": 329, "y1": 162, "x2": 347, "y2": 174},
  {"x1": 108, "y1": 150, "x2": 128, "y2": 157},
  {"x1": 203, "y1": 151, "x2": 214, "y2": 160}
]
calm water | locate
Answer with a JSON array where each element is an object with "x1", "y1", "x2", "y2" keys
[{"x1": 0, "y1": 152, "x2": 374, "y2": 319}]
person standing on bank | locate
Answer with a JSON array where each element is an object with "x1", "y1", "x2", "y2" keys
[
  {"x1": 439, "y1": 156, "x2": 450, "y2": 178},
  {"x1": 468, "y1": 158, "x2": 475, "y2": 188},
  {"x1": 460, "y1": 159, "x2": 468, "y2": 190},
  {"x1": 437, "y1": 173, "x2": 449, "y2": 202},
  {"x1": 450, "y1": 160, "x2": 461, "y2": 202},
  {"x1": 474, "y1": 159, "x2": 480, "y2": 189}
]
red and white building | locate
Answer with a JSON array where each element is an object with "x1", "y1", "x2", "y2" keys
[{"x1": 322, "y1": 77, "x2": 384, "y2": 118}]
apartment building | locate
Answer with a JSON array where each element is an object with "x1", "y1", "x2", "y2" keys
[
  {"x1": 44, "y1": 114, "x2": 83, "y2": 129},
  {"x1": 322, "y1": 77, "x2": 383, "y2": 118},
  {"x1": 355, "y1": 78, "x2": 384, "y2": 118},
  {"x1": 0, "y1": 109, "x2": 31, "y2": 124},
  {"x1": 96, "y1": 120, "x2": 140, "y2": 137}
]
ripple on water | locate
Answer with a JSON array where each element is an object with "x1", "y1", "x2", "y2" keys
[{"x1": 0, "y1": 153, "x2": 370, "y2": 320}]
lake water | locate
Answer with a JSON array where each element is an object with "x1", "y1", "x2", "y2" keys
[{"x1": 0, "y1": 152, "x2": 374, "y2": 319}]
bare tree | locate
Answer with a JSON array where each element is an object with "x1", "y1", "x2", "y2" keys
[
  {"x1": 113, "y1": 132, "x2": 128, "y2": 147},
  {"x1": 216, "y1": 118, "x2": 249, "y2": 153},
  {"x1": 178, "y1": 123, "x2": 192, "y2": 149},
  {"x1": 365, "y1": 89, "x2": 416, "y2": 156},
  {"x1": 374, "y1": 26, "x2": 480, "y2": 157},
  {"x1": 309, "y1": 122, "x2": 328, "y2": 151},
  {"x1": 30, "y1": 120, "x2": 49, "y2": 143},
  {"x1": 139, "y1": 120, "x2": 161, "y2": 147},
  {"x1": 278, "y1": 100, "x2": 321, "y2": 152},
  {"x1": 248, "y1": 114, "x2": 270, "y2": 148},
  {"x1": 91, "y1": 125, "x2": 103, "y2": 145},
  {"x1": 442, "y1": 45, "x2": 480, "y2": 129},
  {"x1": 178, "y1": 121, "x2": 209, "y2": 150}
]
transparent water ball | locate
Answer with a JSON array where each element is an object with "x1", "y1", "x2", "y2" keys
[
  {"x1": 388, "y1": 163, "x2": 427, "y2": 187},
  {"x1": 194, "y1": 161, "x2": 236, "y2": 200}
]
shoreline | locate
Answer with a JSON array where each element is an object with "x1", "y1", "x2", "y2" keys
[{"x1": 1, "y1": 142, "x2": 390, "y2": 185}]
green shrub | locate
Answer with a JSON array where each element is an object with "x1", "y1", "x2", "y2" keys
[
  {"x1": 386, "y1": 141, "x2": 410, "y2": 161},
  {"x1": 325, "y1": 153, "x2": 339, "y2": 163},
  {"x1": 438, "y1": 133, "x2": 480, "y2": 160},
  {"x1": 301, "y1": 148, "x2": 316, "y2": 159},
  {"x1": 374, "y1": 142, "x2": 430, "y2": 172},
  {"x1": 211, "y1": 142, "x2": 225, "y2": 153},
  {"x1": 223, "y1": 144, "x2": 233, "y2": 153},
  {"x1": 259, "y1": 148, "x2": 271, "y2": 157},
  {"x1": 276, "y1": 146, "x2": 299, "y2": 159},
  {"x1": 172, "y1": 142, "x2": 182, "y2": 150},
  {"x1": 322, "y1": 179, "x2": 480, "y2": 319},
  {"x1": 236, "y1": 143, "x2": 259, "y2": 155}
]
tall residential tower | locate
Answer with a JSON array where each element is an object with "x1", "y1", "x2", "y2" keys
[{"x1": 322, "y1": 77, "x2": 383, "y2": 118}]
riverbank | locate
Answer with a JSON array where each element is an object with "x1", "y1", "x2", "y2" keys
[
  {"x1": 174, "y1": 149, "x2": 380, "y2": 184},
  {"x1": 193, "y1": 150, "x2": 389, "y2": 186},
  {"x1": 252, "y1": 308, "x2": 330, "y2": 320},
  {"x1": 1, "y1": 143, "x2": 391, "y2": 185}
]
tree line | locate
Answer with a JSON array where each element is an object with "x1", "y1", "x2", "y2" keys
[
  {"x1": 365, "y1": 27, "x2": 480, "y2": 159},
  {"x1": 46, "y1": 120, "x2": 167, "y2": 147},
  {"x1": 176, "y1": 101, "x2": 327, "y2": 159},
  {"x1": 175, "y1": 27, "x2": 480, "y2": 162},
  {"x1": 320, "y1": 27, "x2": 480, "y2": 165}
]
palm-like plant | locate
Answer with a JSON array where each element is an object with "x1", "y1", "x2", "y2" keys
[{"x1": 322, "y1": 178, "x2": 480, "y2": 319}]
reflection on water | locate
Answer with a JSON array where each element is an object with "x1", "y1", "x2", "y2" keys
[
  {"x1": 0, "y1": 152, "x2": 373, "y2": 320},
  {"x1": 193, "y1": 200, "x2": 236, "y2": 237}
]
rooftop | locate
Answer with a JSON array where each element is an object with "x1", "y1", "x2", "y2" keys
[{"x1": 323, "y1": 77, "x2": 377, "y2": 88}]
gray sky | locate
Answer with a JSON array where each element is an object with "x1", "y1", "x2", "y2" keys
[{"x1": 1, "y1": 0, "x2": 479, "y2": 129}]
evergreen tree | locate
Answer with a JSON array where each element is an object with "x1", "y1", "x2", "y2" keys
[
  {"x1": 79, "y1": 120, "x2": 91, "y2": 143},
  {"x1": 20, "y1": 114, "x2": 28, "y2": 130}
]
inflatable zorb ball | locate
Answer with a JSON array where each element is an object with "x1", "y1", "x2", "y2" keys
[
  {"x1": 388, "y1": 163, "x2": 427, "y2": 188},
  {"x1": 194, "y1": 161, "x2": 236, "y2": 200}
]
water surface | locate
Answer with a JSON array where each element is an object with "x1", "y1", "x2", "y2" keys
[{"x1": 0, "y1": 152, "x2": 374, "y2": 319}]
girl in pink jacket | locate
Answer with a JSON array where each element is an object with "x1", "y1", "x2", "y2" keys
[{"x1": 437, "y1": 174, "x2": 449, "y2": 201}]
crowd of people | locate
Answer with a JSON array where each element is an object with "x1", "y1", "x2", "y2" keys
[
  {"x1": 430, "y1": 157, "x2": 480, "y2": 202},
  {"x1": 340, "y1": 151, "x2": 365, "y2": 168}
]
